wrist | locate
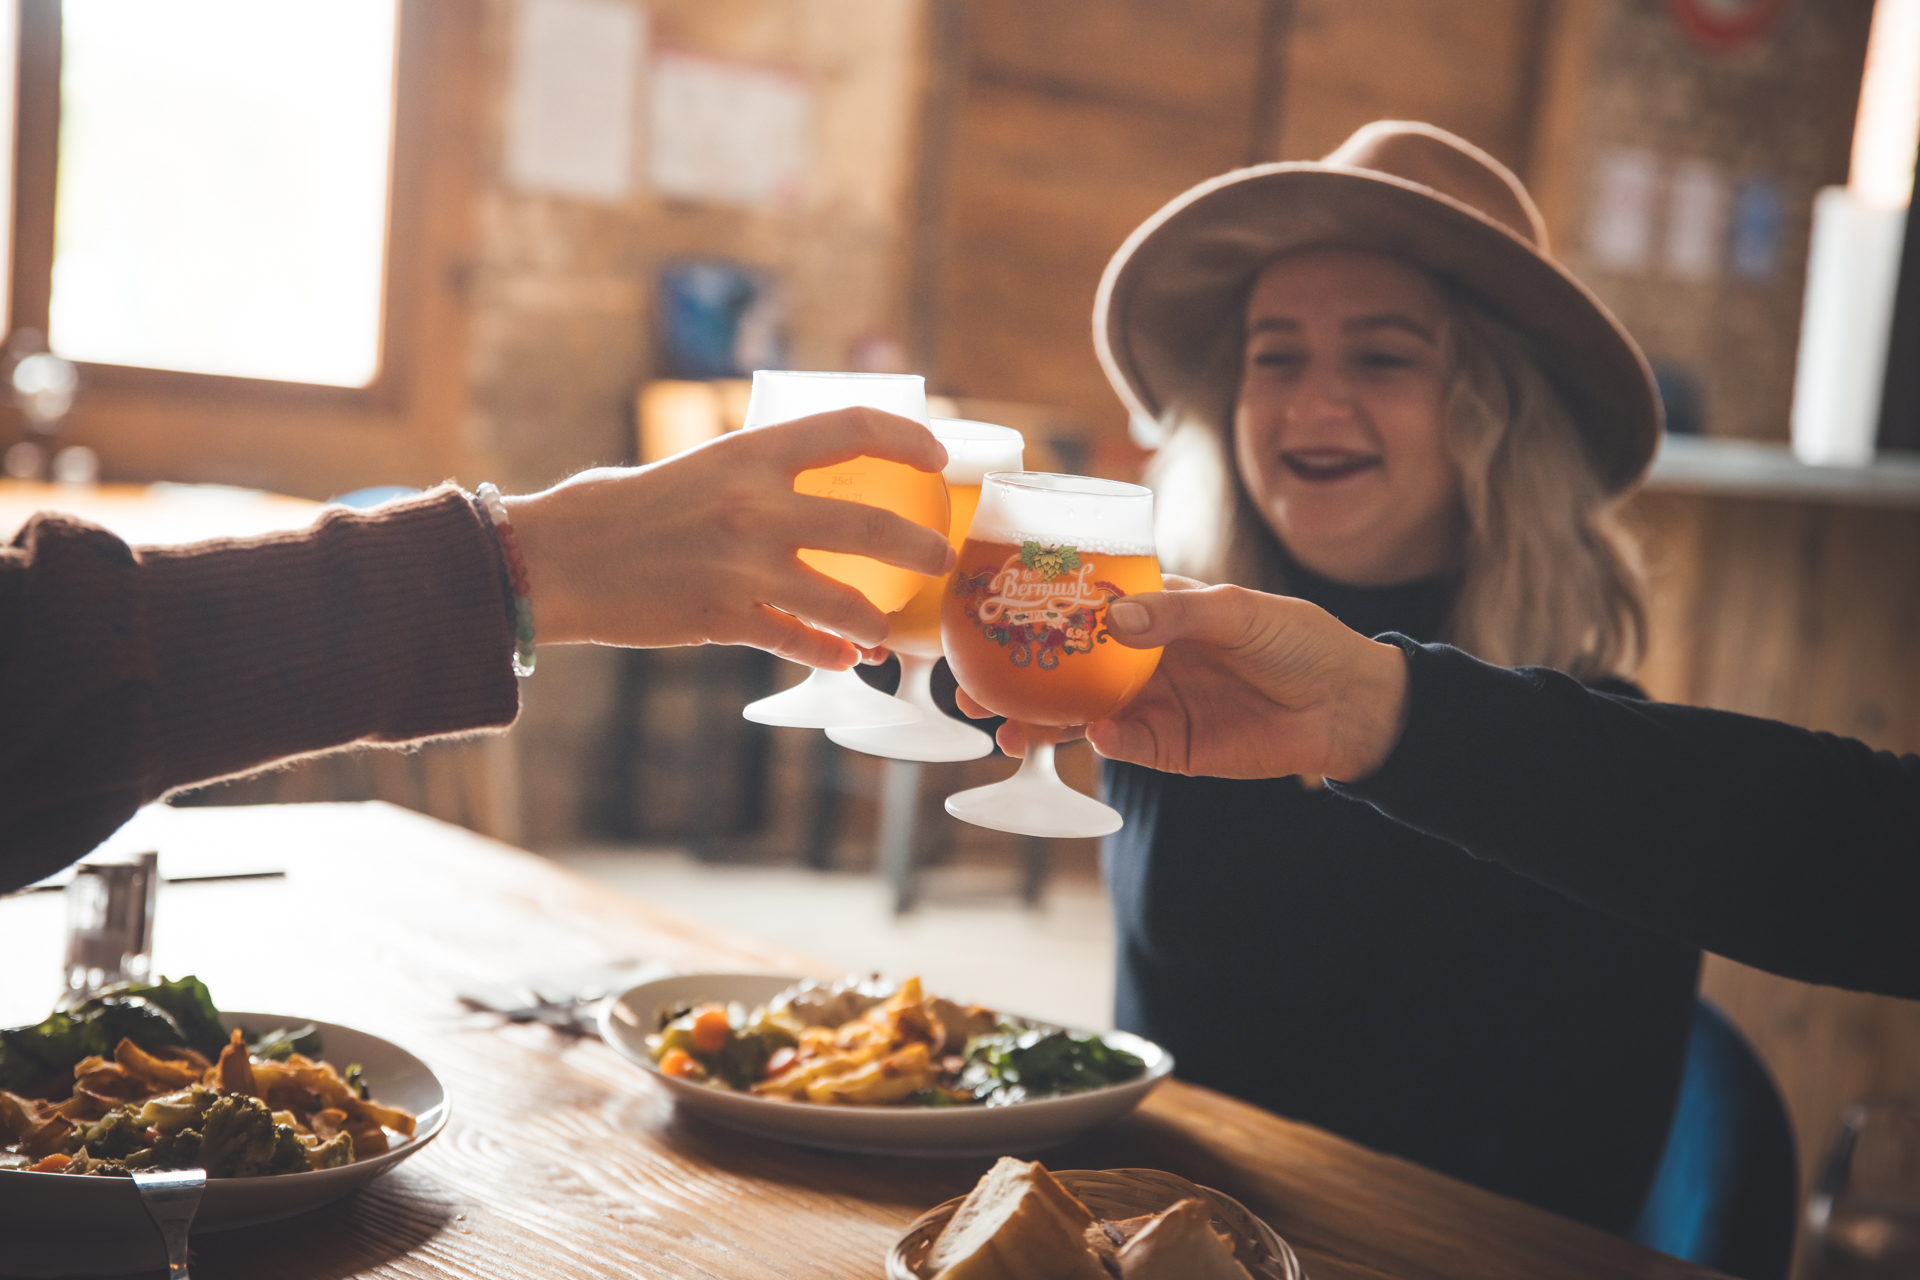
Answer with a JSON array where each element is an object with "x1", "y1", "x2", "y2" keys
[
  {"x1": 498, "y1": 491, "x2": 588, "y2": 646},
  {"x1": 1325, "y1": 638, "x2": 1411, "y2": 783}
]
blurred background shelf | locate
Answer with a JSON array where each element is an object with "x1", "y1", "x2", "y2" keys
[{"x1": 1645, "y1": 435, "x2": 1920, "y2": 507}]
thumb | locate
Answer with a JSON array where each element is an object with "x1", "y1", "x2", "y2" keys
[{"x1": 1104, "y1": 584, "x2": 1255, "y2": 649}]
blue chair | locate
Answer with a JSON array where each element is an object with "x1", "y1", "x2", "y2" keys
[{"x1": 1630, "y1": 997, "x2": 1798, "y2": 1280}]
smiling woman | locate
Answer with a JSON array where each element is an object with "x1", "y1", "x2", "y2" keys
[{"x1": 1076, "y1": 121, "x2": 1714, "y2": 1243}]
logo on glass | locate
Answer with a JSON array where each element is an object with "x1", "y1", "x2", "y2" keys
[{"x1": 953, "y1": 540, "x2": 1127, "y2": 669}]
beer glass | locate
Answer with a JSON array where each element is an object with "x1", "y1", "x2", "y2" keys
[
  {"x1": 740, "y1": 371, "x2": 951, "y2": 729},
  {"x1": 1804, "y1": 1101, "x2": 1920, "y2": 1279},
  {"x1": 828, "y1": 418, "x2": 1024, "y2": 762},
  {"x1": 940, "y1": 472, "x2": 1161, "y2": 837}
]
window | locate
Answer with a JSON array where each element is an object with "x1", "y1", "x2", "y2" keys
[
  {"x1": 2, "y1": 0, "x2": 478, "y2": 494},
  {"x1": 49, "y1": 0, "x2": 398, "y2": 386}
]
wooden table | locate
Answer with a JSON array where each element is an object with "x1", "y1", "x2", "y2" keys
[{"x1": 0, "y1": 803, "x2": 1722, "y2": 1280}]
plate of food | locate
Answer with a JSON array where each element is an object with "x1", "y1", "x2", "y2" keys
[
  {"x1": 0, "y1": 977, "x2": 448, "y2": 1277},
  {"x1": 599, "y1": 972, "x2": 1172, "y2": 1157},
  {"x1": 889, "y1": 1157, "x2": 1303, "y2": 1279}
]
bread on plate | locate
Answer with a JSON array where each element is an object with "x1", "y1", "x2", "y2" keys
[{"x1": 1114, "y1": 1197, "x2": 1253, "y2": 1280}]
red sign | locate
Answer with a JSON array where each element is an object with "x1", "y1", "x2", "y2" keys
[{"x1": 1665, "y1": 0, "x2": 1792, "y2": 52}]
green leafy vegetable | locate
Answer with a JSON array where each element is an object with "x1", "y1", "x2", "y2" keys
[
  {"x1": 0, "y1": 975, "x2": 225, "y2": 1096},
  {"x1": 249, "y1": 1024, "x2": 323, "y2": 1062},
  {"x1": 958, "y1": 1027, "x2": 1146, "y2": 1106}
]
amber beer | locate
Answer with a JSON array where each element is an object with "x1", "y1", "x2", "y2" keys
[
  {"x1": 942, "y1": 535, "x2": 1163, "y2": 726},
  {"x1": 793, "y1": 457, "x2": 950, "y2": 614},
  {"x1": 887, "y1": 481, "x2": 983, "y2": 658}
]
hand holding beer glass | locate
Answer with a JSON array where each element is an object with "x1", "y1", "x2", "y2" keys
[
  {"x1": 741, "y1": 371, "x2": 951, "y2": 729},
  {"x1": 827, "y1": 418, "x2": 1024, "y2": 762},
  {"x1": 941, "y1": 473, "x2": 1162, "y2": 837}
]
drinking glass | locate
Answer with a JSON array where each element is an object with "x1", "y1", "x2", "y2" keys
[
  {"x1": 828, "y1": 418, "x2": 1024, "y2": 762},
  {"x1": 1804, "y1": 1100, "x2": 1920, "y2": 1279},
  {"x1": 940, "y1": 472, "x2": 1161, "y2": 837},
  {"x1": 739, "y1": 371, "x2": 951, "y2": 729}
]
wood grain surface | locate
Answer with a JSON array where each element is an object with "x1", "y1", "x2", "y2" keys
[{"x1": 0, "y1": 803, "x2": 1725, "y2": 1280}]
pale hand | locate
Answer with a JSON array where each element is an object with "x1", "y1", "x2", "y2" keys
[
  {"x1": 502, "y1": 408, "x2": 954, "y2": 670},
  {"x1": 958, "y1": 578, "x2": 1412, "y2": 784}
]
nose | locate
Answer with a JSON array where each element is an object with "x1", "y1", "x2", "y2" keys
[{"x1": 1284, "y1": 357, "x2": 1356, "y2": 427}]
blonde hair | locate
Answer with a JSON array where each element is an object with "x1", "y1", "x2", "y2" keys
[{"x1": 1146, "y1": 280, "x2": 1646, "y2": 682}]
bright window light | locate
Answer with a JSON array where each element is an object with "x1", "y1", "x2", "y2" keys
[
  {"x1": 48, "y1": 0, "x2": 398, "y2": 387},
  {"x1": 1850, "y1": 0, "x2": 1920, "y2": 210}
]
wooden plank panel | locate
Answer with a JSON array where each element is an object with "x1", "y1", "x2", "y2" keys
[
  {"x1": 1276, "y1": 0, "x2": 1546, "y2": 166},
  {"x1": 965, "y1": 0, "x2": 1267, "y2": 122},
  {"x1": 934, "y1": 79, "x2": 1252, "y2": 419}
]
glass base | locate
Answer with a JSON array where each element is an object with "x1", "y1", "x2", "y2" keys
[
  {"x1": 826, "y1": 653, "x2": 994, "y2": 762},
  {"x1": 743, "y1": 665, "x2": 923, "y2": 729},
  {"x1": 943, "y1": 741, "x2": 1123, "y2": 838}
]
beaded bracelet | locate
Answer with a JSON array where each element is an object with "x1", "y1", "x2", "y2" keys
[{"x1": 475, "y1": 483, "x2": 537, "y2": 676}]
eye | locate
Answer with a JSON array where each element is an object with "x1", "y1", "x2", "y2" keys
[
  {"x1": 1250, "y1": 349, "x2": 1306, "y2": 371},
  {"x1": 1355, "y1": 349, "x2": 1417, "y2": 371}
]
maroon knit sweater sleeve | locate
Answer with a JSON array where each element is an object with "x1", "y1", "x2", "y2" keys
[{"x1": 0, "y1": 487, "x2": 520, "y2": 890}]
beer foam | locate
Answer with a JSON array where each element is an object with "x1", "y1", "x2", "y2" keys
[{"x1": 965, "y1": 528, "x2": 1158, "y2": 558}]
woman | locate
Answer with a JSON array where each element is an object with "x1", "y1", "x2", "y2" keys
[
  {"x1": 2, "y1": 409, "x2": 951, "y2": 890},
  {"x1": 1089, "y1": 122, "x2": 1691, "y2": 1234}
]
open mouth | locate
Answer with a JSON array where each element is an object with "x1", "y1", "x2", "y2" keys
[{"x1": 1280, "y1": 450, "x2": 1382, "y2": 482}]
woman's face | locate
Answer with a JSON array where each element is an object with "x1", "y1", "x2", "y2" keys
[{"x1": 1234, "y1": 249, "x2": 1464, "y2": 586}]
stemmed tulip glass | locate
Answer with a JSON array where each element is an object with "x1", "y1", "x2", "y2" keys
[
  {"x1": 740, "y1": 371, "x2": 951, "y2": 729},
  {"x1": 940, "y1": 472, "x2": 1162, "y2": 838},
  {"x1": 827, "y1": 418, "x2": 1024, "y2": 762}
]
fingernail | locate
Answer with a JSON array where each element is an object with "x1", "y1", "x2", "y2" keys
[{"x1": 1108, "y1": 600, "x2": 1148, "y2": 635}]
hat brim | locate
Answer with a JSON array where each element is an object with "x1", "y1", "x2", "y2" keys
[{"x1": 1093, "y1": 164, "x2": 1661, "y2": 494}]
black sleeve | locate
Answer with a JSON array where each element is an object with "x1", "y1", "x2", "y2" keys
[{"x1": 1329, "y1": 637, "x2": 1920, "y2": 998}]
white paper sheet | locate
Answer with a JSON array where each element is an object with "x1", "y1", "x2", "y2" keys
[
  {"x1": 506, "y1": 0, "x2": 645, "y2": 201},
  {"x1": 648, "y1": 49, "x2": 811, "y2": 210}
]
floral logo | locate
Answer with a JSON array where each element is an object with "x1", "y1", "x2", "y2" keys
[{"x1": 954, "y1": 543, "x2": 1126, "y2": 669}]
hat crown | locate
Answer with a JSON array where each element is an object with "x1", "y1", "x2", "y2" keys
[{"x1": 1323, "y1": 121, "x2": 1549, "y2": 253}]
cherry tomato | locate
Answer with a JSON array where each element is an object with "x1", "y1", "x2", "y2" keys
[
  {"x1": 658, "y1": 1048, "x2": 698, "y2": 1079},
  {"x1": 690, "y1": 1006, "x2": 733, "y2": 1053},
  {"x1": 764, "y1": 1046, "x2": 798, "y2": 1078}
]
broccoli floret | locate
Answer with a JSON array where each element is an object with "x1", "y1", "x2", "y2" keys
[
  {"x1": 197, "y1": 1095, "x2": 288, "y2": 1177},
  {"x1": 268, "y1": 1123, "x2": 313, "y2": 1174},
  {"x1": 133, "y1": 1125, "x2": 201, "y2": 1171},
  {"x1": 304, "y1": 1131, "x2": 352, "y2": 1170},
  {"x1": 80, "y1": 1109, "x2": 150, "y2": 1160}
]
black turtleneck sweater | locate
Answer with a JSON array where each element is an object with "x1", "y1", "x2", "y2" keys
[{"x1": 1102, "y1": 566, "x2": 1700, "y2": 1237}]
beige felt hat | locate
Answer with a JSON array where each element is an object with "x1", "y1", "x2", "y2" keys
[{"x1": 1093, "y1": 121, "x2": 1661, "y2": 493}]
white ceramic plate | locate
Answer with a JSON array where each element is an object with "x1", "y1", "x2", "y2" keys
[
  {"x1": 600, "y1": 973, "x2": 1173, "y2": 1157},
  {"x1": 0, "y1": 1012, "x2": 449, "y2": 1278}
]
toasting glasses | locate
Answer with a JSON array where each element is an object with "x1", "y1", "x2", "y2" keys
[
  {"x1": 827, "y1": 418, "x2": 1025, "y2": 762},
  {"x1": 940, "y1": 472, "x2": 1162, "y2": 838},
  {"x1": 740, "y1": 371, "x2": 951, "y2": 730}
]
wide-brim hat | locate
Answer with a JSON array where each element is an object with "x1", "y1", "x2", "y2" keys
[{"x1": 1093, "y1": 121, "x2": 1660, "y2": 494}]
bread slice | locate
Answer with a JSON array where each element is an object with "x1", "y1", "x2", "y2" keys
[
  {"x1": 928, "y1": 1158, "x2": 1110, "y2": 1280},
  {"x1": 1115, "y1": 1198, "x2": 1254, "y2": 1280}
]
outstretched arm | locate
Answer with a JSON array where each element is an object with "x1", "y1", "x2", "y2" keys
[
  {"x1": 1, "y1": 409, "x2": 953, "y2": 890},
  {"x1": 961, "y1": 583, "x2": 1920, "y2": 998}
]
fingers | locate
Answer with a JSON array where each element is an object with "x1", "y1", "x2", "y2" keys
[
  {"x1": 1085, "y1": 716, "x2": 1154, "y2": 766},
  {"x1": 953, "y1": 685, "x2": 990, "y2": 719},
  {"x1": 739, "y1": 604, "x2": 858, "y2": 669},
  {"x1": 765, "y1": 561, "x2": 895, "y2": 648},
  {"x1": 783, "y1": 492, "x2": 955, "y2": 576},
  {"x1": 761, "y1": 408, "x2": 950, "y2": 476}
]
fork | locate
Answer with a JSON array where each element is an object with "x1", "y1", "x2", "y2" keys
[{"x1": 133, "y1": 1167, "x2": 206, "y2": 1280}]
